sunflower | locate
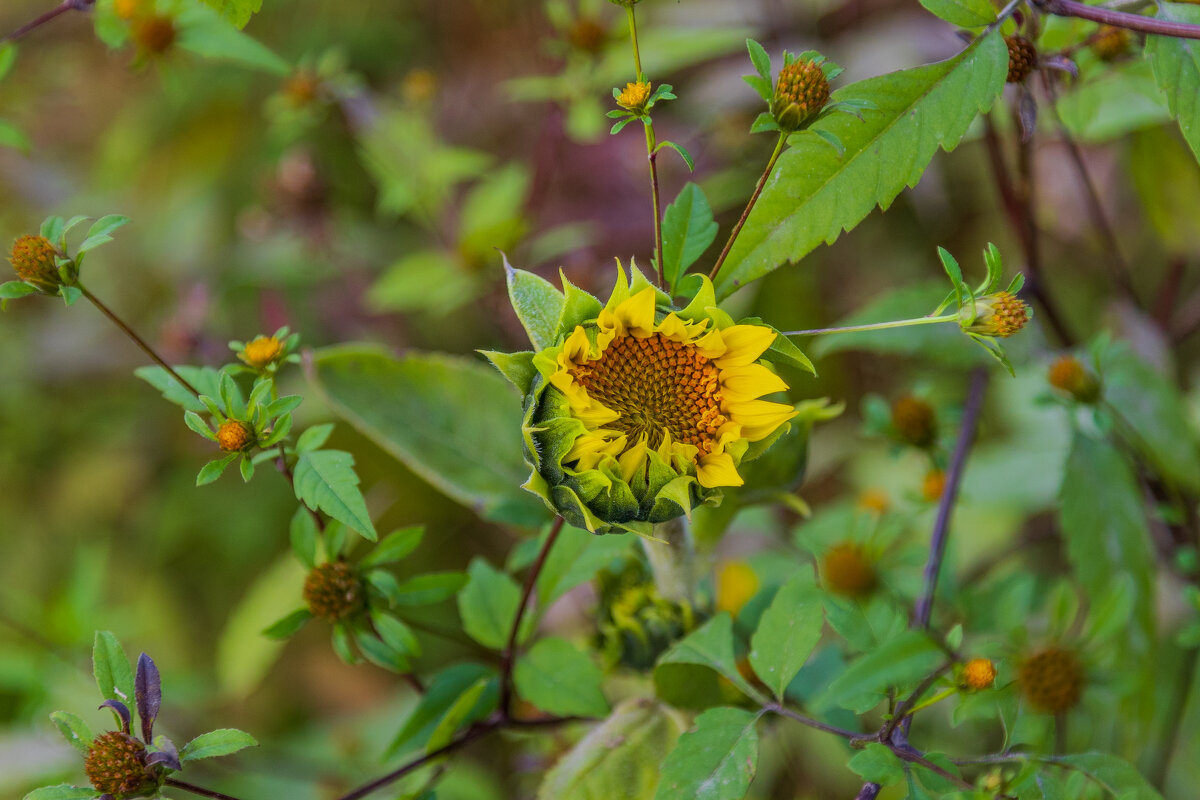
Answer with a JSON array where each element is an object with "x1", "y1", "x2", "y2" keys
[{"x1": 504, "y1": 264, "x2": 797, "y2": 535}]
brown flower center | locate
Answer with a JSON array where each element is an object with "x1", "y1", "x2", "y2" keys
[
  {"x1": 820, "y1": 542, "x2": 877, "y2": 598},
  {"x1": 304, "y1": 562, "x2": 365, "y2": 621},
  {"x1": 85, "y1": 731, "x2": 154, "y2": 796},
  {"x1": 570, "y1": 333, "x2": 727, "y2": 454},
  {"x1": 1019, "y1": 647, "x2": 1084, "y2": 713}
]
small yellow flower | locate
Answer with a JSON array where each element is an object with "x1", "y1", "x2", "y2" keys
[
  {"x1": 217, "y1": 420, "x2": 254, "y2": 453},
  {"x1": 921, "y1": 469, "x2": 946, "y2": 503},
  {"x1": 1019, "y1": 646, "x2": 1084, "y2": 714},
  {"x1": 959, "y1": 291, "x2": 1030, "y2": 338},
  {"x1": 820, "y1": 542, "x2": 876, "y2": 598},
  {"x1": 1047, "y1": 355, "x2": 1100, "y2": 403},
  {"x1": 715, "y1": 561, "x2": 759, "y2": 616},
  {"x1": 240, "y1": 335, "x2": 285, "y2": 370},
  {"x1": 857, "y1": 488, "x2": 890, "y2": 515},
  {"x1": 961, "y1": 657, "x2": 997, "y2": 691},
  {"x1": 9, "y1": 235, "x2": 64, "y2": 294},
  {"x1": 617, "y1": 80, "x2": 652, "y2": 112}
]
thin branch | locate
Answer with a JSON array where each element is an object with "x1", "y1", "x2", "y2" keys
[
  {"x1": 79, "y1": 283, "x2": 202, "y2": 398},
  {"x1": 334, "y1": 720, "x2": 496, "y2": 800},
  {"x1": 882, "y1": 662, "x2": 953, "y2": 740},
  {"x1": 499, "y1": 516, "x2": 564, "y2": 715},
  {"x1": 163, "y1": 779, "x2": 244, "y2": 800},
  {"x1": 0, "y1": 0, "x2": 93, "y2": 46},
  {"x1": 763, "y1": 702, "x2": 863, "y2": 741},
  {"x1": 1034, "y1": 0, "x2": 1200, "y2": 39},
  {"x1": 913, "y1": 368, "x2": 989, "y2": 629},
  {"x1": 708, "y1": 132, "x2": 787, "y2": 283},
  {"x1": 647, "y1": 126, "x2": 666, "y2": 291},
  {"x1": 854, "y1": 784, "x2": 881, "y2": 800}
]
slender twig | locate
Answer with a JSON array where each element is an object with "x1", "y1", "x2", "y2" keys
[
  {"x1": 624, "y1": 3, "x2": 643, "y2": 81},
  {"x1": 1034, "y1": 0, "x2": 1200, "y2": 39},
  {"x1": 913, "y1": 368, "x2": 989, "y2": 629},
  {"x1": 854, "y1": 784, "x2": 881, "y2": 800},
  {"x1": 763, "y1": 702, "x2": 862, "y2": 741},
  {"x1": 1040, "y1": 73, "x2": 1137, "y2": 302},
  {"x1": 334, "y1": 720, "x2": 496, "y2": 800},
  {"x1": 0, "y1": 0, "x2": 93, "y2": 45},
  {"x1": 499, "y1": 516, "x2": 564, "y2": 715},
  {"x1": 646, "y1": 122, "x2": 666, "y2": 291},
  {"x1": 882, "y1": 663, "x2": 954, "y2": 740},
  {"x1": 708, "y1": 131, "x2": 787, "y2": 283},
  {"x1": 78, "y1": 283, "x2": 202, "y2": 398},
  {"x1": 163, "y1": 779, "x2": 244, "y2": 800}
]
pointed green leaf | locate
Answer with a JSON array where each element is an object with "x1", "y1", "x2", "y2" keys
[
  {"x1": 22, "y1": 786, "x2": 98, "y2": 800},
  {"x1": 179, "y1": 729, "x2": 258, "y2": 762},
  {"x1": 514, "y1": 637, "x2": 609, "y2": 718},
  {"x1": 653, "y1": 707, "x2": 760, "y2": 800},
  {"x1": 0, "y1": 281, "x2": 38, "y2": 300},
  {"x1": 918, "y1": 0, "x2": 996, "y2": 27},
  {"x1": 714, "y1": 32, "x2": 1007, "y2": 299},
  {"x1": 93, "y1": 631, "x2": 135, "y2": 707},
  {"x1": 457, "y1": 558, "x2": 523, "y2": 649},
  {"x1": 426, "y1": 677, "x2": 491, "y2": 753},
  {"x1": 49, "y1": 711, "x2": 93, "y2": 755},
  {"x1": 504, "y1": 259, "x2": 566, "y2": 350},
  {"x1": 655, "y1": 614, "x2": 762, "y2": 708},
  {"x1": 1145, "y1": 3, "x2": 1200, "y2": 161},
  {"x1": 361, "y1": 526, "x2": 424, "y2": 568},
  {"x1": 479, "y1": 349, "x2": 537, "y2": 396},
  {"x1": 293, "y1": 449, "x2": 377, "y2": 541},
  {"x1": 660, "y1": 183, "x2": 719, "y2": 293},
  {"x1": 262, "y1": 608, "x2": 312, "y2": 640},
  {"x1": 820, "y1": 630, "x2": 942, "y2": 712},
  {"x1": 747, "y1": 38, "x2": 771, "y2": 80},
  {"x1": 388, "y1": 663, "x2": 497, "y2": 756},
  {"x1": 749, "y1": 567, "x2": 824, "y2": 699}
]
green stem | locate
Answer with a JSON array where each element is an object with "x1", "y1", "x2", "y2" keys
[
  {"x1": 708, "y1": 132, "x2": 787, "y2": 283},
  {"x1": 625, "y1": 4, "x2": 643, "y2": 81},
  {"x1": 645, "y1": 120, "x2": 666, "y2": 291},
  {"x1": 78, "y1": 282, "x2": 202, "y2": 398},
  {"x1": 904, "y1": 687, "x2": 956, "y2": 716},
  {"x1": 781, "y1": 313, "x2": 959, "y2": 337}
]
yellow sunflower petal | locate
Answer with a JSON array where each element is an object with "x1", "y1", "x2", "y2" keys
[
  {"x1": 719, "y1": 363, "x2": 788, "y2": 401},
  {"x1": 560, "y1": 326, "x2": 592, "y2": 365},
  {"x1": 732, "y1": 399, "x2": 797, "y2": 441},
  {"x1": 618, "y1": 438, "x2": 650, "y2": 483},
  {"x1": 714, "y1": 324, "x2": 777, "y2": 367},
  {"x1": 568, "y1": 431, "x2": 627, "y2": 471},
  {"x1": 697, "y1": 452, "x2": 744, "y2": 488},
  {"x1": 615, "y1": 287, "x2": 657, "y2": 337}
]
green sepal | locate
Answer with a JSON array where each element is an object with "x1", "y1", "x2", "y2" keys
[{"x1": 480, "y1": 350, "x2": 537, "y2": 396}]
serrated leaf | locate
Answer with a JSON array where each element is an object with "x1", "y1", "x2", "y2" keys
[
  {"x1": 93, "y1": 631, "x2": 135, "y2": 707},
  {"x1": 655, "y1": 614, "x2": 762, "y2": 708},
  {"x1": 0, "y1": 281, "x2": 38, "y2": 300},
  {"x1": 293, "y1": 449, "x2": 377, "y2": 541},
  {"x1": 820, "y1": 630, "x2": 942, "y2": 712},
  {"x1": 1145, "y1": 3, "x2": 1200, "y2": 161},
  {"x1": 457, "y1": 558, "x2": 523, "y2": 649},
  {"x1": 653, "y1": 707, "x2": 760, "y2": 800},
  {"x1": 505, "y1": 259, "x2": 565, "y2": 350},
  {"x1": 514, "y1": 637, "x2": 609, "y2": 718},
  {"x1": 49, "y1": 711, "x2": 93, "y2": 755},
  {"x1": 747, "y1": 38, "x2": 771, "y2": 80},
  {"x1": 714, "y1": 32, "x2": 1007, "y2": 299},
  {"x1": 135, "y1": 365, "x2": 223, "y2": 413},
  {"x1": 179, "y1": 728, "x2": 258, "y2": 762},
  {"x1": 1054, "y1": 752, "x2": 1163, "y2": 800},
  {"x1": 175, "y1": 1, "x2": 288, "y2": 74},
  {"x1": 660, "y1": 183, "x2": 719, "y2": 293},
  {"x1": 387, "y1": 663, "x2": 497, "y2": 756},
  {"x1": 361, "y1": 526, "x2": 424, "y2": 567},
  {"x1": 918, "y1": 0, "x2": 996, "y2": 27},
  {"x1": 748, "y1": 567, "x2": 823, "y2": 699},
  {"x1": 295, "y1": 422, "x2": 334, "y2": 452}
]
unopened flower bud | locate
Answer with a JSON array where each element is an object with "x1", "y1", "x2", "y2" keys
[
  {"x1": 961, "y1": 657, "x2": 997, "y2": 691},
  {"x1": 134, "y1": 15, "x2": 177, "y2": 55},
  {"x1": 10, "y1": 235, "x2": 67, "y2": 294},
  {"x1": 959, "y1": 291, "x2": 1029, "y2": 338},
  {"x1": 820, "y1": 542, "x2": 877, "y2": 598},
  {"x1": 304, "y1": 562, "x2": 365, "y2": 621},
  {"x1": 240, "y1": 335, "x2": 284, "y2": 370},
  {"x1": 921, "y1": 469, "x2": 946, "y2": 502},
  {"x1": 84, "y1": 731, "x2": 155, "y2": 796},
  {"x1": 1019, "y1": 646, "x2": 1084, "y2": 713},
  {"x1": 772, "y1": 58, "x2": 830, "y2": 131},
  {"x1": 216, "y1": 420, "x2": 254, "y2": 453},
  {"x1": 1047, "y1": 356, "x2": 1100, "y2": 403}
]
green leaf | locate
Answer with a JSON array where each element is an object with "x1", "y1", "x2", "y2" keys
[
  {"x1": 289, "y1": 506, "x2": 319, "y2": 569},
  {"x1": 77, "y1": 215, "x2": 129, "y2": 253},
  {"x1": 385, "y1": 572, "x2": 467, "y2": 606},
  {"x1": 135, "y1": 365, "x2": 224, "y2": 413},
  {"x1": 1059, "y1": 435, "x2": 1155, "y2": 664},
  {"x1": 426, "y1": 677, "x2": 490, "y2": 753},
  {"x1": 457, "y1": 558, "x2": 523, "y2": 649},
  {"x1": 199, "y1": 0, "x2": 264, "y2": 28},
  {"x1": 310, "y1": 347, "x2": 546, "y2": 526},
  {"x1": 22, "y1": 786, "x2": 98, "y2": 800},
  {"x1": 653, "y1": 707, "x2": 760, "y2": 800},
  {"x1": 538, "y1": 698, "x2": 687, "y2": 800},
  {"x1": 179, "y1": 728, "x2": 258, "y2": 762},
  {"x1": 262, "y1": 608, "x2": 312, "y2": 640},
  {"x1": 354, "y1": 628, "x2": 412, "y2": 672},
  {"x1": 918, "y1": 0, "x2": 996, "y2": 27},
  {"x1": 535, "y1": 524, "x2": 634, "y2": 608},
  {"x1": 847, "y1": 743, "x2": 905, "y2": 785},
  {"x1": 660, "y1": 183, "x2": 719, "y2": 293},
  {"x1": 748, "y1": 567, "x2": 824, "y2": 699},
  {"x1": 49, "y1": 711, "x2": 93, "y2": 755},
  {"x1": 746, "y1": 38, "x2": 771, "y2": 80},
  {"x1": 0, "y1": 44, "x2": 15, "y2": 81},
  {"x1": 295, "y1": 423, "x2": 334, "y2": 453},
  {"x1": 655, "y1": 613, "x2": 762, "y2": 708},
  {"x1": 0, "y1": 118, "x2": 31, "y2": 152},
  {"x1": 388, "y1": 663, "x2": 498, "y2": 756},
  {"x1": 0, "y1": 281, "x2": 38, "y2": 300},
  {"x1": 196, "y1": 454, "x2": 237, "y2": 486},
  {"x1": 505, "y1": 259, "x2": 565, "y2": 350},
  {"x1": 713, "y1": 32, "x2": 1007, "y2": 299},
  {"x1": 480, "y1": 349, "x2": 537, "y2": 396},
  {"x1": 1145, "y1": 3, "x2": 1200, "y2": 161},
  {"x1": 361, "y1": 526, "x2": 424, "y2": 568},
  {"x1": 657, "y1": 140, "x2": 695, "y2": 171},
  {"x1": 371, "y1": 611, "x2": 420, "y2": 657},
  {"x1": 176, "y1": 1, "x2": 289, "y2": 74},
  {"x1": 514, "y1": 637, "x2": 610, "y2": 718},
  {"x1": 1054, "y1": 752, "x2": 1163, "y2": 800},
  {"x1": 93, "y1": 631, "x2": 135, "y2": 707},
  {"x1": 293, "y1": 449, "x2": 377, "y2": 541},
  {"x1": 820, "y1": 630, "x2": 942, "y2": 713}
]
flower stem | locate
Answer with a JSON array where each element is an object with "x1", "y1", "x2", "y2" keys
[
  {"x1": 642, "y1": 517, "x2": 696, "y2": 604},
  {"x1": 499, "y1": 516, "x2": 564, "y2": 715},
  {"x1": 645, "y1": 120, "x2": 666, "y2": 291},
  {"x1": 708, "y1": 131, "x2": 787, "y2": 283},
  {"x1": 903, "y1": 686, "x2": 957, "y2": 716},
  {"x1": 625, "y1": 4, "x2": 643, "y2": 81},
  {"x1": 78, "y1": 282, "x2": 202, "y2": 398},
  {"x1": 163, "y1": 779, "x2": 244, "y2": 800},
  {"x1": 0, "y1": 0, "x2": 93, "y2": 46},
  {"x1": 780, "y1": 314, "x2": 958, "y2": 337}
]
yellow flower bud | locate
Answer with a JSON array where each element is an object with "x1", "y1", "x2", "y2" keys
[
  {"x1": 959, "y1": 291, "x2": 1029, "y2": 338},
  {"x1": 961, "y1": 657, "x2": 997, "y2": 691},
  {"x1": 241, "y1": 335, "x2": 285, "y2": 370},
  {"x1": 217, "y1": 420, "x2": 254, "y2": 453},
  {"x1": 891, "y1": 395, "x2": 937, "y2": 449},
  {"x1": 9, "y1": 235, "x2": 65, "y2": 294},
  {"x1": 772, "y1": 58, "x2": 830, "y2": 130},
  {"x1": 921, "y1": 469, "x2": 946, "y2": 503},
  {"x1": 616, "y1": 80, "x2": 652, "y2": 112},
  {"x1": 715, "y1": 561, "x2": 759, "y2": 616},
  {"x1": 1047, "y1": 355, "x2": 1100, "y2": 403}
]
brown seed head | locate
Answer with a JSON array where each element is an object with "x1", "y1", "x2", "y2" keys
[
  {"x1": 1047, "y1": 355, "x2": 1101, "y2": 403},
  {"x1": 921, "y1": 469, "x2": 946, "y2": 503},
  {"x1": 10, "y1": 235, "x2": 63, "y2": 293},
  {"x1": 1091, "y1": 26, "x2": 1132, "y2": 62},
  {"x1": 1005, "y1": 36, "x2": 1038, "y2": 83},
  {"x1": 216, "y1": 420, "x2": 254, "y2": 453},
  {"x1": 241, "y1": 335, "x2": 284, "y2": 369},
  {"x1": 84, "y1": 731, "x2": 155, "y2": 796},
  {"x1": 960, "y1": 291, "x2": 1029, "y2": 338},
  {"x1": 304, "y1": 562, "x2": 365, "y2": 621},
  {"x1": 821, "y1": 542, "x2": 877, "y2": 598},
  {"x1": 1019, "y1": 646, "x2": 1084, "y2": 713},
  {"x1": 891, "y1": 395, "x2": 937, "y2": 449},
  {"x1": 962, "y1": 657, "x2": 997, "y2": 690},
  {"x1": 134, "y1": 15, "x2": 177, "y2": 55},
  {"x1": 772, "y1": 58, "x2": 830, "y2": 130}
]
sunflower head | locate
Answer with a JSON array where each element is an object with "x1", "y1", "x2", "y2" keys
[{"x1": 496, "y1": 264, "x2": 797, "y2": 535}]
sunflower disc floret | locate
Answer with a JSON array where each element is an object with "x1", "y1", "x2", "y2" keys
[
  {"x1": 84, "y1": 731, "x2": 155, "y2": 797},
  {"x1": 519, "y1": 266, "x2": 796, "y2": 534}
]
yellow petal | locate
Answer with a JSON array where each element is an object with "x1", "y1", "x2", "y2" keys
[
  {"x1": 697, "y1": 452, "x2": 744, "y2": 488},
  {"x1": 731, "y1": 399, "x2": 797, "y2": 441},
  {"x1": 615, "y1": 287, "x2": 657, "y2": 337},
  {"x1": 568, "y1": 431, "x2": 627, "y2": 471},
  {"x1": 561, "y1": 326, "x2": 592, "y2": 364},
  {"x1": 714, "y1": 324, "x2": 777, "y2": 367},
  {"x1": 719, "y1": 363, "x2": 788, "y2": 400},
  {"x1": 618, "y1": 438, "x2": 650, "y2": 483}
]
